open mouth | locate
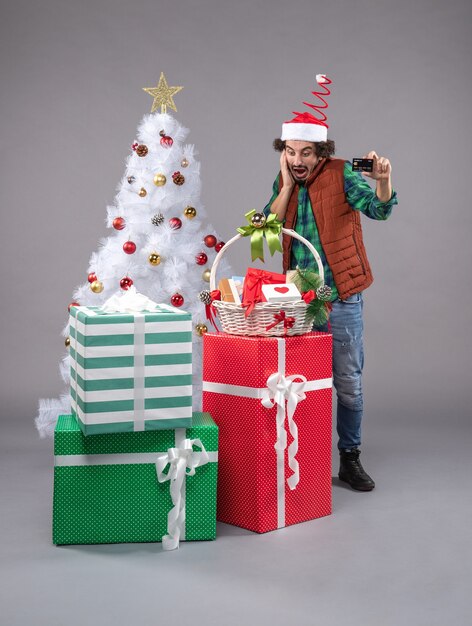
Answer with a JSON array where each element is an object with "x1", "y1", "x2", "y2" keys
[{"x1": 292, "y1": 166, "x2": 308, "y2": 179}]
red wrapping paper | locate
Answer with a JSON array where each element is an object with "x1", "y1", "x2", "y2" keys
[
  {"x1": 202, "y1": 332, "x2": 332, "y2": 533},
  {"x1": 242, "y1": 268, "x2": 286, "y2": 316}
]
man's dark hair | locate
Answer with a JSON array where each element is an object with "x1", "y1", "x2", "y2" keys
[{"x1": 273, "y1": 138, "x2": 336, "y2": 158}]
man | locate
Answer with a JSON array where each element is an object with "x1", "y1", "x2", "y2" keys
[{"x1": 263, "y1": 77, "x2": 397, "y2": 491}]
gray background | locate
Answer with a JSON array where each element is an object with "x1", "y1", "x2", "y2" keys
[{"x1": 1, "y1": 1, "x2": 471, "y2": 625}]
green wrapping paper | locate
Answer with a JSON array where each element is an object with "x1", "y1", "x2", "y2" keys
[
  {"x1": 53, "y1": 413, "x2": 218, "y2": 546},
  {"x1": 69, "y1": 304, "x2": 193, "y2": 435}
]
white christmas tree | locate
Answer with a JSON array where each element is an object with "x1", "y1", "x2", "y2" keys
[{"x1": 36, "y1": 73, "x2": 230, "y2": 437}]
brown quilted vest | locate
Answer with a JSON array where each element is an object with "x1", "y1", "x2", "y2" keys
[{"x1": 281, "y1": 157, "x2": 373, "y2": 300}]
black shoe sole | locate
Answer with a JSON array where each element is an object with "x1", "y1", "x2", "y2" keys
[{"x1": 338, "y1": 473, "x2": 375, "y2": 491}]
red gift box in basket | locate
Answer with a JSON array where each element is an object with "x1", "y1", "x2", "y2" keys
[
  {"x1": 204, "y1": 211, "x2": 332, "y2": 336},
  {"x1": 241, "y1": 267, "x2": 286, "y2": 316}
]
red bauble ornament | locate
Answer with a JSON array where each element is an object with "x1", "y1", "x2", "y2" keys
[
  {"x1": 204, "y1": 234, "x2": 217, "y2": 248},
  {"x1": 87, "y1": 272, "x2": 97, "y2": 283},
  {"x1": 159, "y1": 131, "x2": 173, "y2": 148},
  {"x1": 120, "y1": 277, "x2": 133, "y2": 290},
  {"x1": 113, "y1": 217, "x2": 126, "y2": 230},
  {"x1": 169, "y1": 217, "x2": 182, "y2": 230},
  {"x1": 171, "y1": 293, "x2": 184, "y2": 307},
  {"x1": 215, "y1": 241, "x2": 225, "y2": 252},
  {"x1": 123, "y1": 241, "x2": 137, "y2": 254},
  {"x1": 195, "y1": 252, "x2": 208, "y2": 266},
  {"x1": 68, "y1": 301, "x2": 80, "y2": 312}
]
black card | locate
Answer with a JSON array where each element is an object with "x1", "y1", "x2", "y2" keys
[{"x1": 352, "y1": 158, "x2": 374, "y2": 172}]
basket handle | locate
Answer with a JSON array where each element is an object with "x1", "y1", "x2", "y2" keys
[{"x1": 209, "y1": 227, "x2": 325, "y2": 291}]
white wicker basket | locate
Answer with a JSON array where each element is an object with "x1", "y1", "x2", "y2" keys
[{"x1": 209, "y1": 228, "x2": 325, "y2": 336}]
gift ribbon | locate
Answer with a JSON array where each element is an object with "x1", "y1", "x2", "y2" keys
[
  {"x1": 260, "y1": 338, "x2": 305, "y2": 527},
  {"x1": 302, "y1": 290, "x2": 316, "y2": 304},
  {"x1": 265, "y1": 311, "x2": 296, "y2": 334},
  {"x1": 236, "y1": 210, "x2": 283, "y2": 262},
  {"x1": 55, "y1": 450, "x2": 217, "y2": 466},
  {"x1": 204, "y1": 290, "x2": 221, "y2": 332},
  {"x1": 242, "y1": 269, "x2": 266, "y2": 317},
  {"x1": 101, "y1": 285, "x2": 158, "y2": 314},
  {"x1": 101, "y1": 287, "x2": 158, "y2": 430},
  {"x1": 156, "y1": 435, "x2": 210, "y2": 551},
  {"x1": 202, "y1": 338, "x2": 332, "y2": 528},
  {"x1": 133, "y1": 313, "x2": 145, "y2": 431},
  {"x1": 261, "y1": 371, "x2": 305, "y2": 493},
  {"x1": 70, "y1": 310, "x2": 79, "y2": 419}
]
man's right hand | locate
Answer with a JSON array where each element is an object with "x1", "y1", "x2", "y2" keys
[
  {"x1": 270, "y1": 151, "x2": 296, "y2": 221},
  {"x1": 280, "y1": 151, "x2": 295, "y2": 190}
]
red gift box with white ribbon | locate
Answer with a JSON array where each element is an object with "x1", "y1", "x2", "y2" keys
[{"x1": 202, "y1": 332, "x2": 332, "y2": 533}]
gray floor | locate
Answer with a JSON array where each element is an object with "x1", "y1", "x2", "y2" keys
[{"x1": 1, "y1": 415, "x2": 471, "y2": 626}]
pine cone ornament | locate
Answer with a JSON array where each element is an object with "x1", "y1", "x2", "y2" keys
[
  {"x1": 316, "y1": 285, "x2": 333, "y2": 301},
  {"x1": 151, "y1": 213, "x2": 165, "y2": 226},
  {"x1": 172, "y1": 171, "x2": 185, "y2": 186},
  {"x1": 136, "y1": 144, "x2": 148, "y2": 157},
  {"x1": 198, "y1": 290, "x2": 212, "y2": 305}
]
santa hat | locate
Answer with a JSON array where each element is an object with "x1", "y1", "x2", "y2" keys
[{"x1": 281, "y1": 74, "x2": 332, "y2": 143}]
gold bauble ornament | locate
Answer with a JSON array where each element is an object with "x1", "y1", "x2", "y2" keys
[
  {"x1": 181, "y1": 157, "x2": 189, "y2": 168},
  {"x1": 184, "y1": 206, "x2": 197, "y2": 219},
  {"x1": 65, "y1": 336, "x2": 70, "y2": 347},
  {"x1": 202, "y1": 268, "x2": 211, "y2": 282},
  {"x1": 148, "y1": 252, "x2": 161, "y2": 266},
  {"x1": 153, "y1": 173, "x2": 167, "y2": 186},
  {"x1": 251, "y1": 212, "x2": 266, "y2": 229},
  {"x1": 90, "y1": 280, "x2": 104, "y2": 293},
  {"x1": 195, "y1": 323, "x2": 208, "y2": 337},
  {"x1": 139, "y1": 187, "x2": 147, "y2": 197}
]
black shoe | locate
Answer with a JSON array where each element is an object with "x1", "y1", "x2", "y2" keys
[{"x1": 338, "y1": 448, "x2": 375, "y2": 491}]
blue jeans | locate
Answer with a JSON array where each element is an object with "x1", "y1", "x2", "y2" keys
[{"x1": 315, "y1": 293, "x2": 364, "y2": 450}]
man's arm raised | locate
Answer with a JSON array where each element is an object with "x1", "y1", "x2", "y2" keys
[{"x1": 362, "y1": 150, "x2": 393, "y2": 203}]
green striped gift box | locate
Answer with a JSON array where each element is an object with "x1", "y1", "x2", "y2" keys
[
  {"x1": 53, "y1": 413, "x2": 218, "y2": 545},
  {"x1": 69, "y1": 305, "x2": 193, "y2": 436}
]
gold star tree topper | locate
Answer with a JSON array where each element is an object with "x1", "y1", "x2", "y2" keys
[{"x1": 143, "y1": 72, "x2": 184, "y2": 114}]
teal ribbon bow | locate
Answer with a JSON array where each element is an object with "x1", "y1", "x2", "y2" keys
[{"x1": 237, "y1": 210, "x2": 283, "y2": 262}]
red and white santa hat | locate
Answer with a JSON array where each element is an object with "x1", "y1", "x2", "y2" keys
[{"x1": 281, "y1": 74, "x2": 332, "y2": 143}]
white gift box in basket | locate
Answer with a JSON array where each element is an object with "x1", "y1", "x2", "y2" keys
[{"x1": 209, "y1": 228, "x2": 325, "y2": 337}]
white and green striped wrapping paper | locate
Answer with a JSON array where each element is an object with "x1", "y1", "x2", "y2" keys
[{"x1": 69, "y1": 304, "x2": 193, "y2": 435}]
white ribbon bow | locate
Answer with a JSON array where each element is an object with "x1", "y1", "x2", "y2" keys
[
  {"x1": 156, "y1": 438, "x2": 210, "y2": 551},
  {"x1": 261, "y1": 372, "x2": 307, "y2": 490},
  {"x1": 101, "y1": 285, "x2": 158, "y2": 313}
]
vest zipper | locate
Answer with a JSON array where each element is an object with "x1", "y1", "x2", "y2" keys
[
  {"x1": 356, "y1": 251, "x2": 365, "y2": 273},
  {"x1": 354, "y1": 227, "x2": 366, "y2": 274}
]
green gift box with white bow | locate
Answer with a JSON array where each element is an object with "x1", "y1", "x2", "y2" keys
[
  {"x1": 69, "y1": 302, "x2": 193, "y2": 435},
  {"x1": 53, "y1": 413, "x2": 218, "y2": 548}
]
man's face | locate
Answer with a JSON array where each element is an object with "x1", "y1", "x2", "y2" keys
[{"x1": 285, "y1": 141, "x2": 318, "y2": 181}]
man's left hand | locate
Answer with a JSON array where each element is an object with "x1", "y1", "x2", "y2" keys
[{"x1": 362, "y1": 151, "x2": 391, "y2": 180}]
